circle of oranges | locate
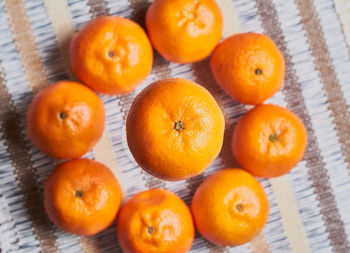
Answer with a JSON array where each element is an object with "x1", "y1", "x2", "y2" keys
[{"x1": 24, "y1": 1, "x2": 309, "y2": 251}]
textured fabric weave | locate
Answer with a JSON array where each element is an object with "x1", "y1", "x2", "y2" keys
[{"x1": 1, "y1": 0, "x2": 350, "y2": 252}]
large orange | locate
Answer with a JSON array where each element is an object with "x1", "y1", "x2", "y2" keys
[
  {"x1": 117, "y1": 188, "x2": 194, "y2": 253},
  {"x1": 191, "y1": 169, "x2": 269, "y2": 246},
  {"x1": 126, "y1": 78, "x2": 225, "y2": 181},
  {"x1": 44, "y1": 159, "x2": 122, "y2": 235},
  {"x1": 70, "y1": 16, "x2": 153, "y2": 95},
  {"x1": 210, "y1": 33, "x2": 285, "y2": 105},
  {"x1": 232, "y1": 104, "x2": 307, "y2": 178},
  {"x1": 26, "y1": 81, "x2": 105, "y2": 159},
  {"x1": 146, "y1": 0, "x2": 223, "y2": 63}
]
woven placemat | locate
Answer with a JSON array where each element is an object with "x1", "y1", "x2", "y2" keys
[{"x1": 1, "y1": 0, "x2": 350, "y2": 252}]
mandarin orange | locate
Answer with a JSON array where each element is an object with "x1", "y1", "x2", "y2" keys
[
  {"x1": 126, "y1": 78, "x2": 225, "y2": 181},
  {"x1": 117, "y1": 188, "x2": 194, "y2": 253},
  {"x1": 210, "y1": 33, "x2": 285, "y2": 105},
  {"x1": 70, "y1": 16, "x2": 153, "y2": 95},
  {"x1": 232, "y1": 104, "x2": 307, "y2": 177},
  {"x1": 26, "y1": 81, "x2": 105, "y2": 159},
  {"x1": 44, "y1": 159, "x2": 122, "y2": 235},
  {"x1": 146, "y1": 0, "x2": 223, "y2": 63},
  {"x1": 192, "y1": 169, "x2": 269, "y2": 246}
]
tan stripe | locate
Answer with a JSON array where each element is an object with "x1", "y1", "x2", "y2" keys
[
  {"x1": 43, "y1": 0, "x2": 125, "y2": 192},
  {"x1": 83, "y1": 0, "x2": 126, "y2": 192},
  {"x1": 3, "y1": 0, "x2": 48, "y2": 94},
  {"x1": 128, "y1": 0, "x2": 169, "y2": 189},
  {"x1": 93, "y1": 131, "x2": 127, "y2": 192},
  {"x1": 189, "y1": 59, "x2": 223, "y2": 253},
  {"x1": 44, "y1": 0, "x2": 125, "y2": 252},
  {"x1": 269, "y1": 177, "x2": 311, "y2": 253},
  {"x1": 0, "y1": 67, "x2": 58, "y2": 252},
  {"x1": 43, "y1": 0, "x2": 76, "y2": 79},
  {"x1": 189, "y1": 55, "x2": 228, "y2": 253},
  {"x1": 255, "y1": 0, "x2": 350, "y2": 252},
  {"x1": 248, "y1": 232, "x2": 271, "y2": 253},
  {"x1": 216, "y1": 0, "x2": 241, "y2": 39},
  {"x1": 334, "y1": 0, "x2": 350, "y2": 51}
]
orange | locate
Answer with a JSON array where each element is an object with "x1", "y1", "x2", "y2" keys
[
  {"x1": 26, "y1": 81, "x2": 105, "y2": 159},
  {"x1": 126, "y1": 78, "x2": 225, "y2": 181},
  {"x1": 117, "y1": 188, "x2": 194, "y2": 253},
  {"x1": 44, "y1": 159, "x2": 122, "y2": 235},
  {"x1": 232, "y1": 104, "x2": 308, "y2": 178},
  {"x1": 70, "y1": 16, "x2": 153, "y2": 95},
  {"x1": 146, "y1": 0, "x2": 223, "y2": 63},
  {"x1": 210, "y1": 33, "x2": 285, "y2": 105},
  {"x1": 191, "y1": 169, "x2": 269, "y2": 246}
]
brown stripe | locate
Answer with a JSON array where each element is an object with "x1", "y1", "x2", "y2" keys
[
  {"x1": 255, "y1": 0, "x2": 350, "y2": 252},
  {"x1": 129, "y1": 0, "x2": 150, "y2": 29},
  {"x1": 0, "y1": 67, "x2": 58, "y2": 252},
  {"x1": 6, "y1": 0, "x2": 115, "y2": 249},
  {"x1": 3, "y1": 0, "x2": 48, "y2": 94},
  {"x1": 2, "y1": 0, "x2": 58, "y2": 251},
  {"x1": 79, "y1": 236, "x2": 100, "y2": 253},
  {"x1": 216, "y1": 2, "x2": 305, "y2": 251},
  {"x1": 296, "y1": 0, "x2": 350, "y2": 203},
  {"x1": 207, "y1": 246, "x2": 228, "y2": 253},
  {"x1": 88, "y1": 0, "x2": 109, "y2": 17}
]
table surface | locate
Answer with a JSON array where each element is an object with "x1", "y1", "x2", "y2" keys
[{"x1": 1, "y1": 0, "x2": 350, "y2": 252}]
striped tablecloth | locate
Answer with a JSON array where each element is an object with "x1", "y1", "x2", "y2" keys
[{"x1": 1, "y1": 0, "x2": 350, "y2": 252}]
